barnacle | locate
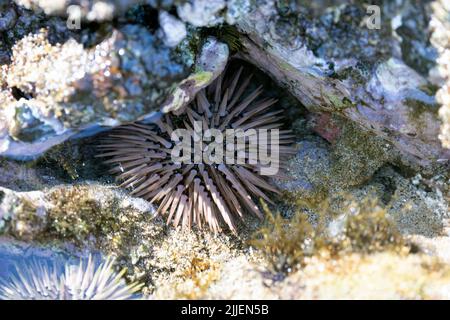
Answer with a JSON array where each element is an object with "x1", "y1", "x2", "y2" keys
[
  {"x1": 0, "y1": 255, "x2": 143, "y2": 300},
  {"x1": 97, "y1": 66, "x2": 296, "y2": 233}
]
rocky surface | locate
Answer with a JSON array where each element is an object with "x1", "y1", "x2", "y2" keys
[
  {"x1": 429, "y1": 0, "x2": 450, "y2": 149},
  {"x1": 12, "y1": 0, "x2": 145, "y2": 21},
  {"x1": 234, "y1": 0, "x2": 449, "y2": 170},
  {"x1": 0, "y1": 0, "x2": 229, "y2": 158},
  {"x1": 0, "y1": 0, "x2": 449, "y2": 300}
]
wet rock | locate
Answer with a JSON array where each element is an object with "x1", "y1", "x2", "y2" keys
[
  {"x1": 0, "y1": 184, "x2": 158, "y2": 245},
  {"x1": 204, "y1": 256, "x2": 278, "y2": 299},
  {"x1": 155, "y1": 249, "x2": 450, "y2": 299},
  {"x1": 329, "y1": 120, "x2": 394, "y2": 188},
  {"x1": 274, "y1": 136, "x2": 331, "y2": 201},
  {"x1": 6, "y1": 26, "x2": 187, "y2": 125},
  {"x1": 429, "y1": 0, "x2": 450, "y2": 149},
  {"x1": 149, "y1": 229, "x2": 248, "y2": 297},
  {"x1": 0, "y1": 158, "x2": 44, "y2": 191},
  {"x1": 234, "y1": 0, "x2": 450, "y2": 170},
  {"x1": 0, "y1": 187, "x2": 47, "y2": 240},
  {"x1": 1, "y1": 23, "x2": 191, "y2": 158},
  {"x1": 158, "y1": 10, "x2": 187, "y2": 48},
  {"x1": 8, "y1": 100, "x2": 60, "y2": 143},
  {"x1": 276, "y1": 116, "x2": 394, "y2": 198},
  {"x1": 439, "y1": 90, "x2": 450, "y2": 148},
  {"x1": 353, "y1": 167, "x2": 449, "y2": 238},
  {"x1": 277, "y1": 129, "x2": 447, "y2": 238},
  {"x1": 280, "y1": 252, "x2": 450, "y2": 299},
  {"x1": 0, "y1": 2, "x2": 17, "y2": 31},
  {"x1": 7, "y1": 3, "x2": 80, "y2": 43},
  {"x1": 13, "y1": 0, "x2": 145, "y2": 21},
  {"x1": 0, "y1": 237, "x2": 84, "y2": 280},
  {"x1": 177, "y1": 0, "x2": 226, "y2": 27},
  {"x1": 0, "y1": 0, "x2": 234, "y2": 158},
  {"x1": 0, "y1": 39, "x2": 11, "y2": 65},
  {"x1": 368, "y1": 58, "x2": 429, "y2": 102},
  {"x1": 390, "y1": 0, "x2": 438, "y2": 76}
]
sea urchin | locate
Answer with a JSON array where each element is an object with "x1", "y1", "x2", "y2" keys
[
  {"x1": 96, "y1": 66, "x2": 296, "y2": 233},
  {"x1": 0, "y1": 255, "x2": 143, "y2": 300}
]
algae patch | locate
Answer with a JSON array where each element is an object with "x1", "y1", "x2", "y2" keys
[{"x1": 251, "y1": 195, "x2": 410, "y2": 275}]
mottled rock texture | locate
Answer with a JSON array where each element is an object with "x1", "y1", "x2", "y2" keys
[
  {"x1": 0, "y1": 1, "x2": 233, "y2": 158},
  {"x1": 234, "y1": 0, "x2": 449, "y2": 170},
  {"x1": 430, "y1": 0, "x2": 450, "y2": 149},
  {"x1": 13, "y1": 0, "x2": 145, "y2": 21}
]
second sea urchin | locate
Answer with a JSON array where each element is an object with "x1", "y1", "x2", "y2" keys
[
  {"x1": 0, "y1": 255, "x2": 143, "y2": 300},
  {"x1": 96, "y1": 66, "x2": 296, "y2": 233}
]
